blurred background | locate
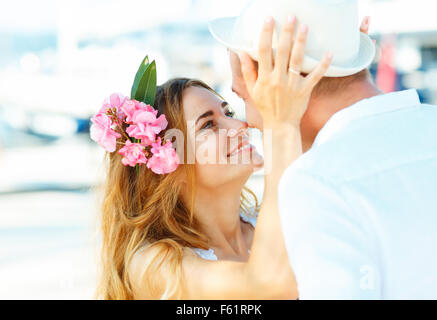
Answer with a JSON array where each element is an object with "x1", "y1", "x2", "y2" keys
[{"x1": 1, "y1": 0, "x2": 436, "y2": 299}]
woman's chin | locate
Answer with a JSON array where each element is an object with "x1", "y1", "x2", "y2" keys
[
  {"x1": 251, "y1": 157, "x2": 264, "y2": 171},
  {"x1": 244, "y1": 151, "x2": 264, "y2": 171},
  {"x1": 240, "y1": 154, "x2": 264, "y2": 172},
  {"x1": 251, "y1": 150, "x2": 264, "y2": 168}
]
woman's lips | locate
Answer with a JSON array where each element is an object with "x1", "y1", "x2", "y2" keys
[{"x1": 227, "y1": 140, "x2": 252, "y2": 157}]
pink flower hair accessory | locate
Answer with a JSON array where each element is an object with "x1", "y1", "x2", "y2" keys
[
  {"x1": 90, "y1": 55, "x2": 179, "y2": 174},
  {"x1": 147, "y1": 138, "x2": 180, "y2": 174},
  {"x1": 90, "y1": 113, "x2": 121, "y2": 153},
  {"x1": 90, "y1": 95, "x2": 179, "y2": 174},
  {"x1": 118, "y1": 140, "x2": 148, "y2": 167}
]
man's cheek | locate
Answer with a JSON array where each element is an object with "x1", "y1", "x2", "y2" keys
[{"x1": 245, "y1": 100, "x2": 263, "y2": 130}]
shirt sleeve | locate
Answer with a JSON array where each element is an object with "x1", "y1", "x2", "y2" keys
[{"x1": 278, "y1": 167, "x2": 382, "y2": 299}]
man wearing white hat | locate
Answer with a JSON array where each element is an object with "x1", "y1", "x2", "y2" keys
[{"x1": 209, "y1": 0, "x2": 437, "y2": 299}]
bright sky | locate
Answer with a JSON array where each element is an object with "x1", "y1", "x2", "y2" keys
[
  {"x1": 0, "y1": 0, "x2": 249, "y2": 34},
  {"x1": 2, "y1": 0, "x2": 437, "y2": 36}
]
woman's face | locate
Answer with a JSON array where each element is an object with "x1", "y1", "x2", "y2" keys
[{"x1": 183, "y1": 86, "x2": 263, "y2": 189}]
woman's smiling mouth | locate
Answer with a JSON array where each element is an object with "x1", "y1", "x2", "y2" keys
[{"x1": 227, "y1": 140, "x2": 254, "y2": 158}]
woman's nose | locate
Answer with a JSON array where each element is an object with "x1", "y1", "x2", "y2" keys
[{"x1": 226, "y1": 120, "x2": 249, "y2": 138}]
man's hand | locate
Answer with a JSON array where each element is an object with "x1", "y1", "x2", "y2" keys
[
  {"x1": 360, "y1": 16, "x2": 370, "y2": 35},
  {"x1": 235, "y1": 16, "x2": 372, "y2": 130},
  {"x1": 239, "y1": 16, "x2": 332, "y2": 129}
]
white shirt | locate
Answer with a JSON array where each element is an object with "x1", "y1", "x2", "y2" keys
[{"x1": 278, "y1": 89, "x2": 437, "y2": 299}]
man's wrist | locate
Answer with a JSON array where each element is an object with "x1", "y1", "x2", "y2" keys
[{"x1": 264, "y1": 122, "x2": 301, "y2": 137}]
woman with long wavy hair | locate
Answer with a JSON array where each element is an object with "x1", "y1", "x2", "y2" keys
[{"x1": 96, "y1": 17, "x2": 332, "y2": 299}]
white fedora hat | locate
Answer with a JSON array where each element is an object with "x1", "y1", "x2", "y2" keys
[{"x1": 209, "y1": 0, "x2": 376, "y2": 77}]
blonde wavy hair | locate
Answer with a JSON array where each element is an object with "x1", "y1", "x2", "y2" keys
[{"x1": 96, "y1": 78, "x2": 259, "y2": 300}]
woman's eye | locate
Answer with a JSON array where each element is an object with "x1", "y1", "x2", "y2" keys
[
  {"x1": 201, "y1": 120, "x2": 214, "y2": 130},
  {"x1": 200, "y1": 108, "x2": 234, "y2": 130}
]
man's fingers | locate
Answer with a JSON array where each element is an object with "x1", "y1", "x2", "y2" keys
[
  {"x1": 275, "y1": 15, "x2": 297, "y2": 74},
  {"x1": 304, "y1": 52, "x2": 333, "y2": 92},
  {"x1": 239, "y1": 52, "x2": 258, "y2": 92},
  {"x1": 360, "y1": 16, "x2": 377, "y2": 46},
  {"x1": 288, "y1": 24, "x2": 308, "y2": 77},
  {"x1": 258, "y1": 17, "x2": 274, "y2": 75},
  {"x1": 360, "y1": 16, "x2": 370, "y2": 35}
]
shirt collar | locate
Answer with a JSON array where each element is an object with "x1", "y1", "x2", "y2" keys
[{"x1": 313, "y1": 89, "x2": 421, "y2": 146}]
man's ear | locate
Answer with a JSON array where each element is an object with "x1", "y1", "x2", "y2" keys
[
  {"x1": 229, "y1": 51, "x2": 244, "y2": 77},
  {"x1": 239, "y1": 52, "x2": 258, "y2": 93}
]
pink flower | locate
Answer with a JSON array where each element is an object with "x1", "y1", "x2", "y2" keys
[
  {"x1": 118, "y1": 140, "x2": 148, "y2": 167},
  {"x1": 100, "y1": 93, "x2": 128, "y2": 120},
  {"x1": 121, "y1": 100, "x2": 158, "y2": 124},
  {"x1": 90, "y1": 113, "x2": 121, "y2": 152},
  {"x1": 126, "y1": 114, "x2": 168, "y2": 145},
  {"x1": 147, "y1": 138, "x2": 180, "y2": 174},
  {"x1": 151, "y1": 114, "x2": 168, "y2": 131}
]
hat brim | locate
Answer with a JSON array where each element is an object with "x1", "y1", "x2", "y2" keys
[{"x1": 209, "y1": 16, "x2": 376, "y2": 77}]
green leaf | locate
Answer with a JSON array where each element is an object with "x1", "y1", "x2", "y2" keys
[
  {"x1": 130, "y1": 55, "x2": 150, "y2": 99},
  {"x1": 137, "y1": 61, "x2": 157, "y2": 106},
  {"x1": 131, "y1": 56, "x2": 157, "y2": 106}
]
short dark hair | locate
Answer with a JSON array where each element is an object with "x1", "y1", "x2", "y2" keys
[{"x1": 310, "y1": 69, "x2": 371, "y2": 98}]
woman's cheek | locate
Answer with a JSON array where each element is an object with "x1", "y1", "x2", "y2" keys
[{"x1": 194, "y1": 132, "x2": 219, "y2": 164}]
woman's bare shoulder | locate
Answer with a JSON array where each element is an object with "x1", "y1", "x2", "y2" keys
[
  {"x1": 128, "y1": 242, "x2": 170, "y2": 299},
  {"x1": 127, "y1": 242, "x2": 203, "y2": 299}
]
